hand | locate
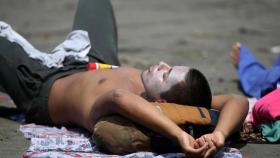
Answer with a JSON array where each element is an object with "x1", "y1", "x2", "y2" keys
[
  {"x1": 196, "y1": 131, "x2": 225, "y2": 158},
  {"x1": 178, "y1": 131, "x2": 208, "y2": 158}
]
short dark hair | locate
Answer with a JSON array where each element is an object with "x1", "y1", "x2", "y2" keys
[{"x1": 160, "y1": 68, "x2": 212, "y2": 109}]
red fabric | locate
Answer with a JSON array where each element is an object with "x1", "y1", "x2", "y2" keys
[{"x1": 252, "y1": 88, "x2": 280, "y2": 126}]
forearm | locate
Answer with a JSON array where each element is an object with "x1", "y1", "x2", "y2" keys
[
  {"x1": 107, "y1": 89, "x2": 185, "y2": 141},
  {"x1": 214, "y1": 95, "x2": 248, "y2": 138}
]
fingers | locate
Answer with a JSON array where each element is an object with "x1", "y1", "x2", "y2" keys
[
  {"x1": 203, "y1": 136, "x2": 217, "y2": 158},
  {"x1": 180, "y1": 133, "x2": 210, "y2": 158},
  {"x1": 204, "y1": 147, "x2": 216, "y2": 158},
  {"x1": 191, "y1": 142, "x2": 209, "y2": 156},
  {"x1": 195, "y1": 135, "x2": 221, "y2": 158},
  {"x1": 184, "y1": 143, "x2": 208, "y2": 158},
  {"x1": 196, "y1": 137, "x2": 206, "y2": 147},
  {"x1": 193, "y1": 141, "x2": 200, "y2": 149},
  {"x1": 204, "y1": 136, "x2": 215, "y2": 149}
]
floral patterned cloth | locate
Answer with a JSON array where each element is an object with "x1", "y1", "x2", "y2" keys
[{"x1": 20, "y1": 124, "x2": 242, "y2": 158}]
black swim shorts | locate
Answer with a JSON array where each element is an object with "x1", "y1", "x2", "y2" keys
[{"x1": 0, "y1": 37, "x2": 91, "y2": 125}]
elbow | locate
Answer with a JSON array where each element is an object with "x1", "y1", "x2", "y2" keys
[
  {"x1": 236, "y1": 94, "x2": 249, "y2": 108},
  {"x1": 232, "y1": 94, "x2": 249, "y2": 115}
]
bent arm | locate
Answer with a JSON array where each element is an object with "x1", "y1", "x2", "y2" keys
[
  {"x1": 196, "y1": 94, "x2": 249, "y2": 157},
  {"x1": 91, "y1": 89, "x2": 208, "y2": 156},
  {"x1": 94, "y1": 89, "x2": 183, "y2": 140},
  {"x1": 211, "y1": 94, "x2": 249, "y2": 139}
]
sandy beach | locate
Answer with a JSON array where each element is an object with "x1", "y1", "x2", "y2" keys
[{"x1": 0, "y1": 0, "x2": 280, "y2": 157}]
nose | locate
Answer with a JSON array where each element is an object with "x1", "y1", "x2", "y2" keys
[{"x1": 158, "y1": 61, "x2": 171, "y2": 70}]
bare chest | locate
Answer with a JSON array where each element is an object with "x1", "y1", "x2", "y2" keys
[{"x1": 84, "y1": 69, "x2": 144, "y2": 97}]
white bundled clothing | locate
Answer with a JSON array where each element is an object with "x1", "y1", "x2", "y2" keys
[{"x1": 0, "y1": 21, "x2": 91, "y2": 68}]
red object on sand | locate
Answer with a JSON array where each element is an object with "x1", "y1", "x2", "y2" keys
[{"x1": 87, "y1": 62, "x2": 97, "y2": 70}]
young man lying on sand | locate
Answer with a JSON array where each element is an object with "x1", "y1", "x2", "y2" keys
[{"x1": 0, "y1": 0, "x2": 248, "y2": 157}]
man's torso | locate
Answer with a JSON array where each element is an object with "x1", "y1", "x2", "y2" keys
[{"x1": 48, "y1": 67, "x2": 144, "y2": 129}]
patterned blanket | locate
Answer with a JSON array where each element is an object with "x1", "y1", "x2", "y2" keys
[{"x1": 20, "y1": 124, "x2": 242, "y2": 158}]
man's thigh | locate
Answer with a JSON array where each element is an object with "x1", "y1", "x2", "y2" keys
[{"x1": 72, "y1": 0, "x2": 120, "y2": 66}]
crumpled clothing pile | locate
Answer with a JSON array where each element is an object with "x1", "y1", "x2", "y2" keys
[{"x1": 0, "y1": 21, "x2": 90, "y2": 68}]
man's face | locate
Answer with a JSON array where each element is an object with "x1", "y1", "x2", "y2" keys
[{"x1": 141, "y1": 61, "x2": 190, "y2": 100}]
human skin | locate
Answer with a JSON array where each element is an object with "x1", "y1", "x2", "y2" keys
[
  {"x1": 230, "y1": 42, "x2": 241, "y2": 68},
  {"x1": 48, "y1": 61, "x2": 248, "y2": 158}
]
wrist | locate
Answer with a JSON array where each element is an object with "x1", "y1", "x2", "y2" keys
[
  {"x1": 214, "y1": 130, "x2": 226, "y2": 141},
  {"x1": 175, "y1": 130, "x2": 188, "y2": 146},
  {"x1": 214, "y1": 129, "x2": 227, "y2": 139}
]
